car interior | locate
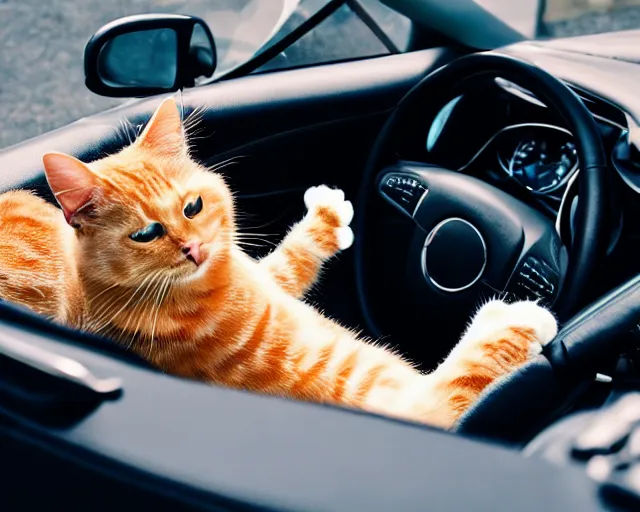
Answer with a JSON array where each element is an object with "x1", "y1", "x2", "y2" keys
[{"x1": 3, "y1": 4, "x2": 640, "y2": 510}]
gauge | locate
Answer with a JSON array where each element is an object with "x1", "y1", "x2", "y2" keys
[{"x1": 497, "y1": 126, "x2": 578, "y2": 194}]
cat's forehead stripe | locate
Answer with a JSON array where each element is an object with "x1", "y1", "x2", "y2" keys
[{"x1": 102, "y1": 164, "x2": 176, "y2": 204}]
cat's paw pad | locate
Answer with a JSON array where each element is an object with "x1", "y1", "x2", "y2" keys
[{"x1": 304, "y1": 185, "x2": 354, "y2": 226}]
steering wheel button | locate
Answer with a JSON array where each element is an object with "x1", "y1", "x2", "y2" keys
[
  {"x1": 506, "y1": 256, "x2": 558, "y2": 304},
  {"x1": 379, "y1": 173, "x2": 428, "y2": 216}
]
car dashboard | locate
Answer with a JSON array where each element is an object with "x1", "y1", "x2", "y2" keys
[{"x1": 392, "y1": 75, "x2": 640, "y2": 294}]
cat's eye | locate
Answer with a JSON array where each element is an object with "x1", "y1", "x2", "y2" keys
[
  {"x1": 183, "y1": 196, "x2": 203, "y2": 219},
  {"x1": 129, "y1": 222, "x2": 165, "y2": 243}
]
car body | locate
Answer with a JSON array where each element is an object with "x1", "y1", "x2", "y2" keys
[{"x1": 2, "y1": 1, "x2": 640, "y2": 510}]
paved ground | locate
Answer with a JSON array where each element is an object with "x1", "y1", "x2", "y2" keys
[
  {"x1": 0, "y1": 0, "x2": 282, "y2": 149},
  {"x1": 545, "y1": 4, "x2": 640, "y2": 36},
  {"x1": 1, "y1": 0, "x2": 640, "y2": 150}
]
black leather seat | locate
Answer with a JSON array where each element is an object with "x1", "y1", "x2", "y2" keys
[{"x1": 457, "y1": 274, "x2": 640, "y2": 444}]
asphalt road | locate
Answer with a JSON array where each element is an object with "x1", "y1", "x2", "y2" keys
[
  {"x1": 545, "y1": 4, "x2": 640, "y2": 36},
  {"x1": 0, "y1": 0, "x2": 282, "y2": 150},
  {"x1": 1, "y1": 0, "x2": 640, "y2": 150}
]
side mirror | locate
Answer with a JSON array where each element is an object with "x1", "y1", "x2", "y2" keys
[{"x1": 84, "y1": 14, "x2": 216, "y2": 97}]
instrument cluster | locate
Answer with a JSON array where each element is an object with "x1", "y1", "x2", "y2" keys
[{"x1": 495, "y1": 124, "x2": 579, "y2": 195}]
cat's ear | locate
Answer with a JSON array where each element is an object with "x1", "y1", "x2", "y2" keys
[
  {"x1": 136, "y1": 96, "x2": 186, "y2": 158},
  {"x1": 42, "y1": 152, "x2": 101, "y2": 226}
]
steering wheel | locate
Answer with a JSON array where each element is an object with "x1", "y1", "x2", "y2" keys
[
  {"x1": 354, "y1": 53, "x2": 611, "y2": 441},
  {"x1": 354, "y1": 53, "x2": 609, "y2": 339}
]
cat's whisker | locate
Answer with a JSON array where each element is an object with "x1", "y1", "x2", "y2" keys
[
  {"x1": 89, "y1": 270, "x2": 162, "y2": 333},
  {"x1": 183, "y1": 105, "x2": 205, "y2": 133},
  {"x1": 228, "y1": 231, "x2": 279, "y2": 249},
  {"x1": 232, "y1": 211, "x2": 254, "y2": 219},
  {"x1": 246, "y1": 240, "x2": 277, "y2": 249},
  {"x1": 125, "y1": 272, "x2": 167, "y2": 345},
  {"x1": 206, "y1": 155, "x2": 247, "y2": 174},
  {"x1": 118, "y1": 118, "x2": 135, "y2": 145},
  {"x1": 233, "y1": 232, "x2": 278, "y2": 237},
  {"x1": 119, "y1": 274, "x2": 165, "y2": 338},
  {"x1": 90, "y1": 287, "x2": 139, "y2": 329},
  {"x1": 148, "y1": 275, "x2": 172, "y2": 359},
  {"x1": 233, "y1": 234, "x2": 278, "y2": 244},
  {"x1": 234, "y1": 238, "x2": 278, "y2": 246},
  {"x1": 129, "y1": 272, "x2": 169, "y2": 330},
  {"x1": 207, "y1": 155, "x2": 246, "y2": 168},
  {"x1": 87, "y1": 282, "x2": 121, "y2": 306},
  {"x1": 235, "y1": 217, "x2": 281, "y2": 231},
  {"x1": 225, "y1": 228, "x2": 276, "y2": 236},
  {"x1": 183, "y1": 133, "x2": 208, "y2": 142},
  {"x1": 235, "y1": 241, "x2": 271, "y2": 249},
  {"x1": 209, "y1": 160, "x2": 241, "y2": 174}
]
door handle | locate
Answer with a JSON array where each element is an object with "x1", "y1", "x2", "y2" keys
[{"x1": 0, "y1": 329, "x2": 123, "y2": 425}]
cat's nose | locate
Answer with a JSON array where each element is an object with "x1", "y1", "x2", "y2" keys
[{"x1": 181, "y1": 241, "x2": 203, "y2": 266}]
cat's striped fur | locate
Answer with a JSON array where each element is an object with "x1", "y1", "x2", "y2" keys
[{"x1": 0, "y1": 97, "x2": 557, "y2": 429}]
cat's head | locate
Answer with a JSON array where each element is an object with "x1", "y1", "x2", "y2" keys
[{"x1": 42, "y1": 97, "x2": 234, "y2": 287}]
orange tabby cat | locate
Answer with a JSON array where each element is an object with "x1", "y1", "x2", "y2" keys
[{"x1": 0, "y1": 97, "x2": 557, "y2": 429}]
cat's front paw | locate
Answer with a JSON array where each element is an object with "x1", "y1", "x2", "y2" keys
[
  {"x1": 466, "y1": 299, "x2": 558, "y2": 357},
  {"x1": 304, "y1": 185, "x2": 354, "y2": 251},
  {"x1": 506, "y1": 300, "x2": 558, "y2": 346}
]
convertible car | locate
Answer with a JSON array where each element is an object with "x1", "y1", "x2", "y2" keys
[{"x1": 3, "y1": 0, "x2": 640, "y2": 510}]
